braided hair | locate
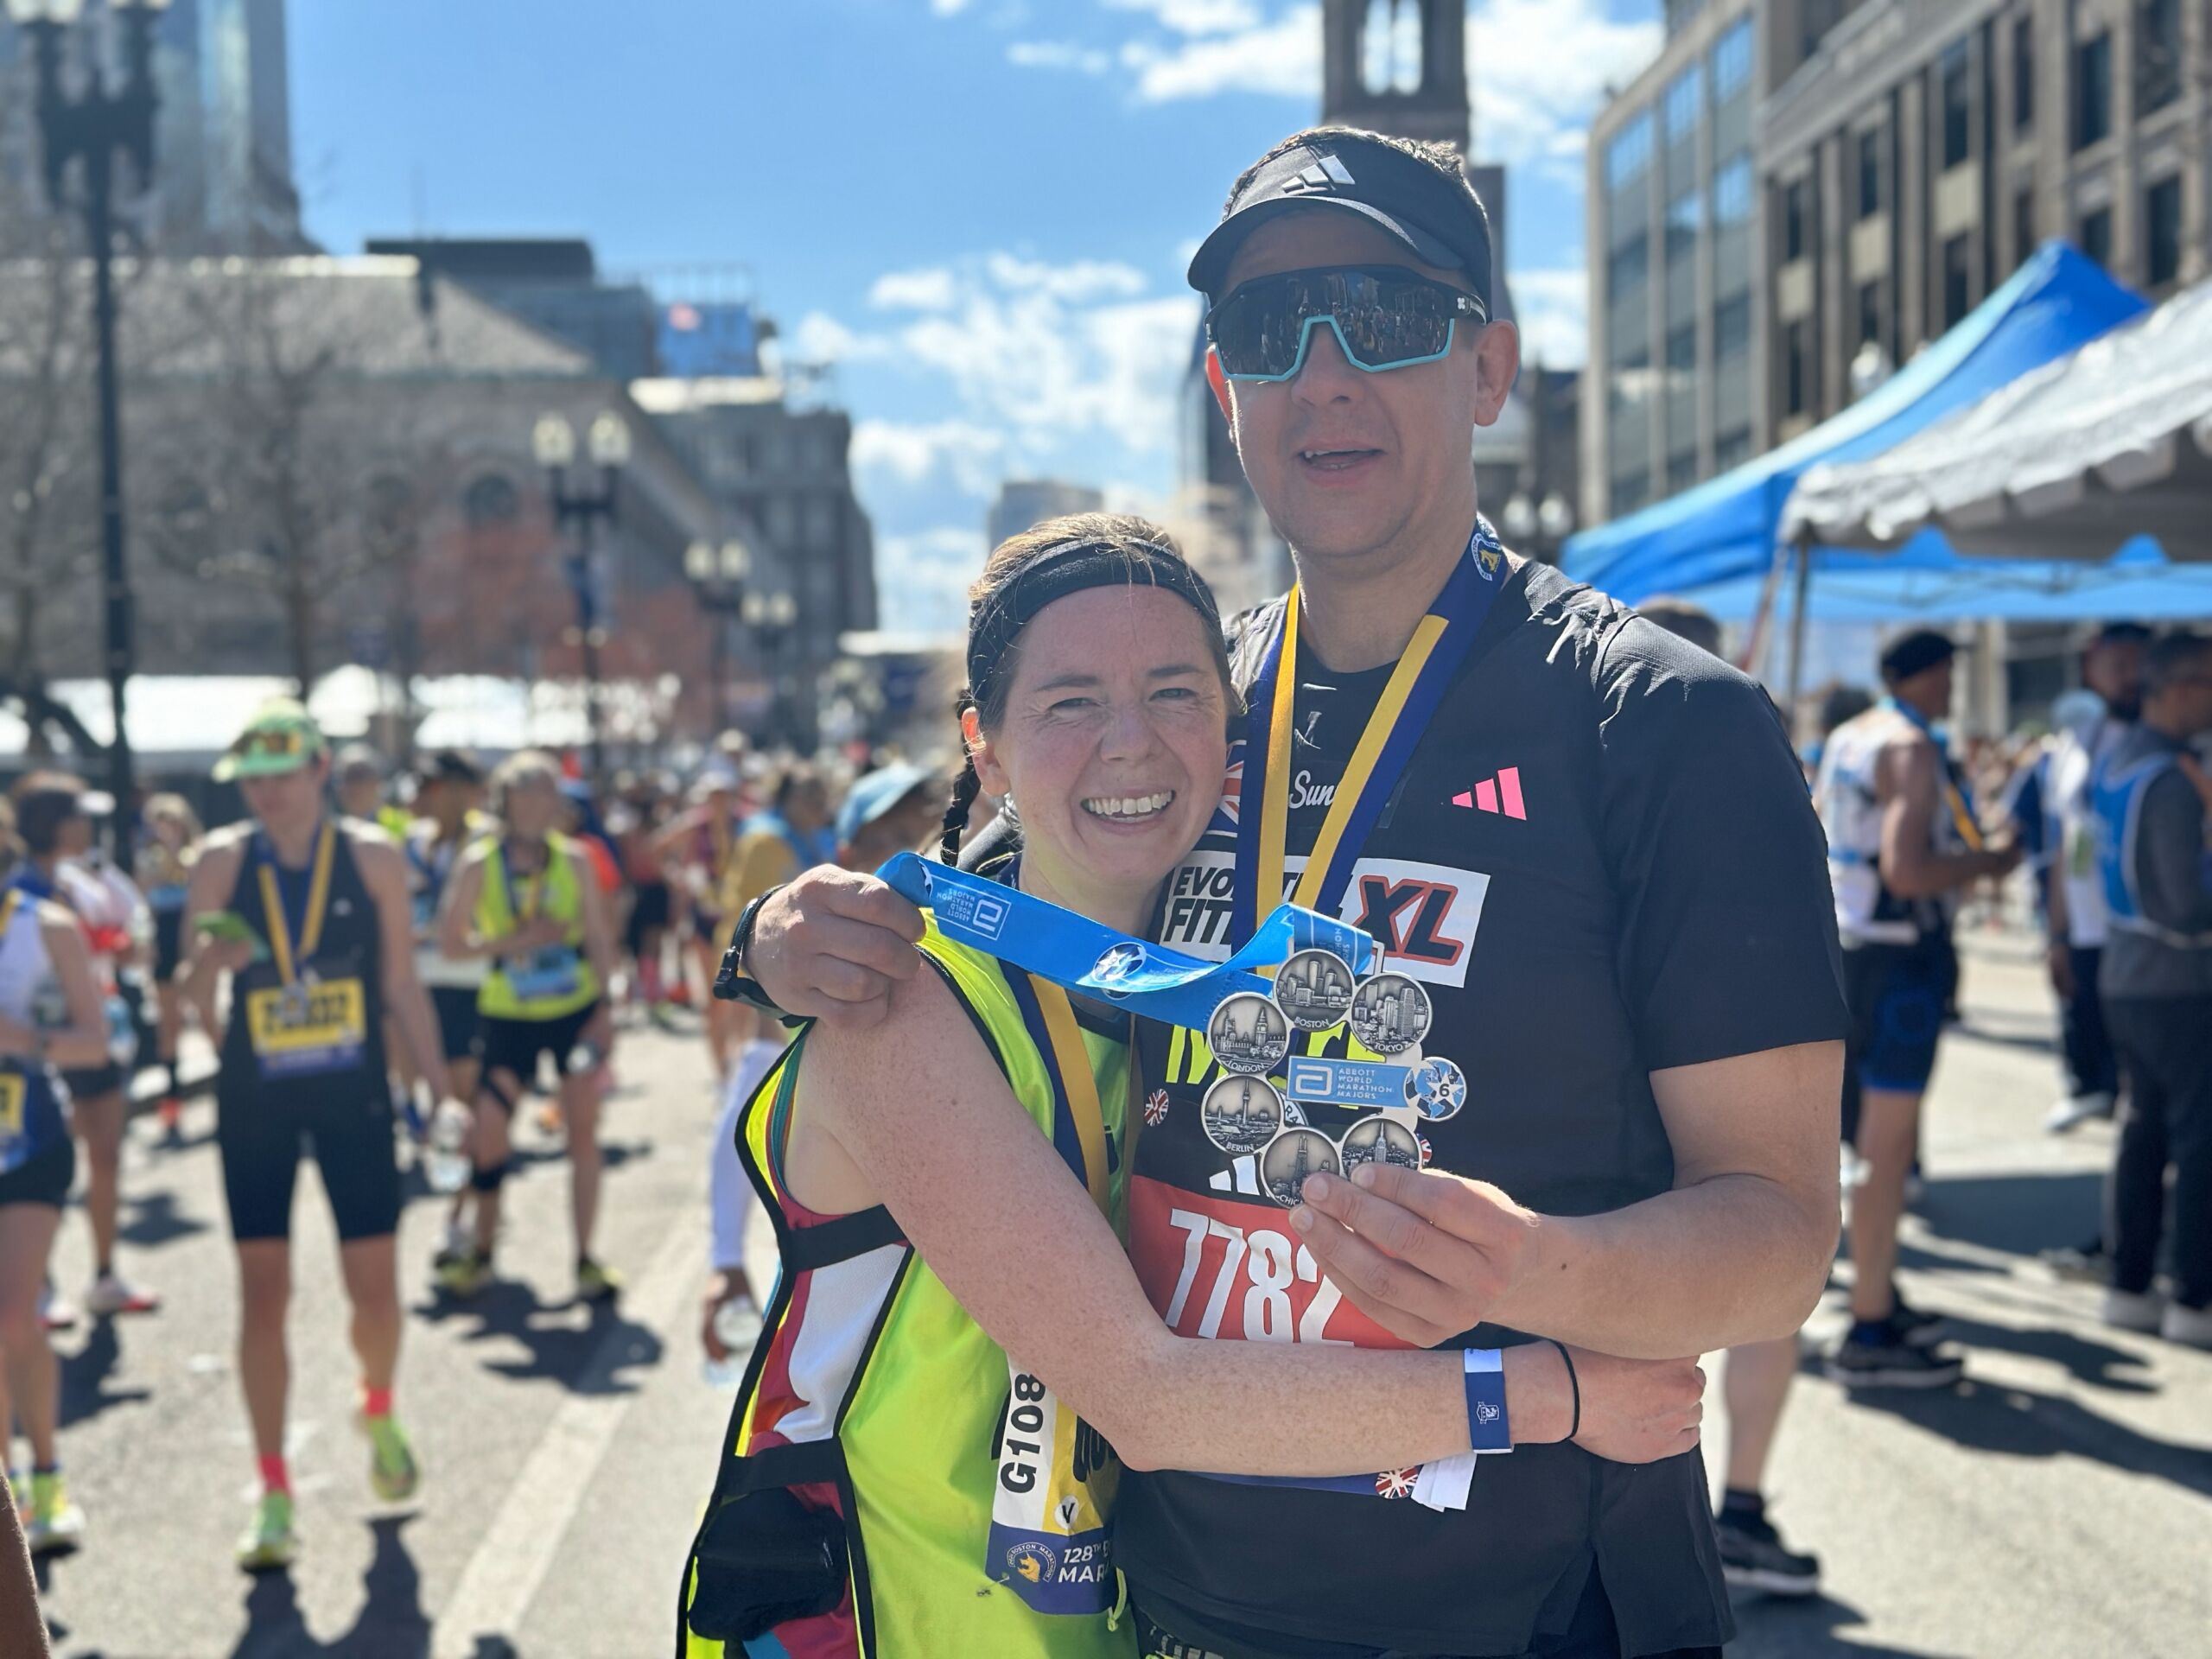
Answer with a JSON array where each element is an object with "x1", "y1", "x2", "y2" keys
[{"x1": 938, "y1": 695, "x2": 986, "y2": 865}]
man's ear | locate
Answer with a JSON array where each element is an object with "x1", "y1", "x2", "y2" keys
[
  {"x1": 1469, "y1": 320, "x2": 1521, "y2": 428},
  {"x1": 963, "y1": 706, "x2": 1009, "y2": 798},
  {"x1": 1205, "y1": 346, "x2": 1236, "y2": 430}
]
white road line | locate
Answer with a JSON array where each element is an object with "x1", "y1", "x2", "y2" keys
[{"x1": 429, "y1": 1215, "x2": 704, "y2": 1659}]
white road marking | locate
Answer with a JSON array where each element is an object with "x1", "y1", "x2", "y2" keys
[{"x1": 429, "y1": 1216, "x2": 705, "y2": 1658}]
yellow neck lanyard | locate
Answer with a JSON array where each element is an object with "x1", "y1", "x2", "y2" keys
[
  {"x1": 1025, "y1": 976, "x2": 1112, "y2": 1216},
  {"x1": 257, "y1": 822, "x2": 335, "y2": 987},
  {"x1": 1256, "y1": 585, "x2": 1453, "y2": 917}
]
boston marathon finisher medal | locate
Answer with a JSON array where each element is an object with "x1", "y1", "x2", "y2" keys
[{"x1": 248, "y1": 823, "x2": 369, "y2": 1081}]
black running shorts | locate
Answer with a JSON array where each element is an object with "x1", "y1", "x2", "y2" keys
[
  {"x1": 217, "y1": 1083, "x2": 400, "y2": 1243},
  {"x1": 475, "y1": 1001, "x2": 600, "y2": 1097},
  {"x1": 430, "y1": 984, "x2": 482, "y2": 1064},
  {"x1": 0, "y1": 1137, "x2": 76, "y2": 1211}
]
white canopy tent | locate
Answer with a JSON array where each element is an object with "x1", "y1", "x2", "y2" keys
[{"x1": 1782, "y1": 274, "x2": 2212, "y2": 560}]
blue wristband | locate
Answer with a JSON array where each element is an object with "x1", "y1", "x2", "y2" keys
[{"x1": 1463, "y1": 1348, "x2": 1510, "y2": 1453}]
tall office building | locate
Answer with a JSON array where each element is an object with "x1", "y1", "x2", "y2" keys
[
  {"x1": 1584, "y1": 0, "x2": 2211, "y2": 531},
  {"x1": 0, "y1": 0, "x2": 302, "y2": 251},
  {"x1": 987, "y1": 480, "x2": 1105, "y2": 550}
]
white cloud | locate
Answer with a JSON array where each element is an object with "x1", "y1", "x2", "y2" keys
[
  {"x1": 850, "y1": 419, "x2": 1007, "y2": 496},
  {"x1": 1103, "y1": 0, "x2": 1263, "y2": 34},
  {"x1": 1506, "y1": 266, "x2": 1589, "y2": 368},
  {"x1": 1469, "y1": 0, "x2": 1662, "y2": 167},
  {"x1": 868, "y1": 266, "x2": 961, "y2": 311},
  {"x1": 1120, "y1": 3, "x2": 1322, "y2": 102},
  {"x1": 877, "y1": 527, "x2": 990, "y2": 634},
  {"x1": 1007, "y1": 40, "x2": 1114, "y2": 73},
  {"x1": 787, "y1": 310, "x2": 889, "y2": 365},
  {"x1": 928, "y1": 0, "x2": 973, "y2": 15},
  {"x1": 983, "y1": 252, "x2": 1147, "y2": 302}
]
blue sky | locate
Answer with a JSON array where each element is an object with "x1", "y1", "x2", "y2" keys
[{"x1": 292, "y1": 1, "x2": 1665, "y2": 630}]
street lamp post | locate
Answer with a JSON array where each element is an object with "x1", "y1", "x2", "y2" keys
[
  {"x1": 533, "y1": 410, "x2": 630, "y2": 781},
  {"x1": 684, "y1": 537, "x2": 752, "y2": 737},
  {"x1": 741, "y1": 589, "x2": 798, "y2": 749},
  {"x1": 10, "y1": 0, "x2": 170, "y2": 846}
]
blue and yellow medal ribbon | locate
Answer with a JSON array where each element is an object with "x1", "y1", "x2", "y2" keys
[
  {"x1": 1883, "y1": 697, "x2": 1986, "y2": 852},
  {"x1": 1004, "y1": 971, "x2": 1111, "y2": 1214},
  {"x1": 257, "y1": 821, "x2": 336, "y2": 986},
  {"x1": 1230, "y1": 520, "x2": 1507, "y2": 944}
]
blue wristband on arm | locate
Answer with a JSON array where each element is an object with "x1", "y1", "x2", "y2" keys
[{"x1": 1463, "y1": 1348, "x2": 1511, "y2": 1452}]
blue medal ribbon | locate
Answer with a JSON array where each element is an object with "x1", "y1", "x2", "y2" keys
[
  {"x1": 1230, "y1": 519, "x2": 1507, "y2": 944},
  {"x1": 876, "y1": 853, "x2": 1376, "y2": 1030},
  {"x1": 1881, "y1": 696, "x2": 1985, "y2": 850}
]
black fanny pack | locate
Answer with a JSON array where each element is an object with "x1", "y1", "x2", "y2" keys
[{"x1": 684, "y1": 1446, "x2": 850, "y2": 1644}]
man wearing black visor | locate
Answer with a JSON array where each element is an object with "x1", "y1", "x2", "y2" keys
[{"x1": 730, "y1": 128, "x2": 1847, "y2": 1658}]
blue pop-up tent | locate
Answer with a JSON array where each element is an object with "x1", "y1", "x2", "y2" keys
[{"x1": 1560, "y1": 244, "x2": 2148, "y2": 605}]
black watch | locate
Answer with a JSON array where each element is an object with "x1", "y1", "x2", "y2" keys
[{"x1": 713, "y1": 884, "x2": 786, "y2": 1015}]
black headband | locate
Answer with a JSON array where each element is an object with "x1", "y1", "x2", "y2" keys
[{"x1": 964, "y1": 540, "x2": 1223, "y2": 712}]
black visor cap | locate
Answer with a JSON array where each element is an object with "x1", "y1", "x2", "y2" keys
[{"x1": 1189, "y1": 131, "x2": 1494, "y2": 315}]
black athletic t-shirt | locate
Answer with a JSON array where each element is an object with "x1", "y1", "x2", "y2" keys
[{"x1": 1116, "y1": 560, "x2": 1847, "y2": 1658}]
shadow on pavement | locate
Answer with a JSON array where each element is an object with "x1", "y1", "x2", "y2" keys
[
  {"x1": 56, "y1": 1319, "x2": 152, "y2": 1430},
  {"x1": 1930, "y1": 1312, "x2": 2158, "y2": 1393},
  {"x1": 228, "y1": 1515, "x2": 429, "y2": 1658},
  {"x1": 1808, "y1": 1369, "x2": 2212, "y2": 1503},
  {"x1": 1733, "y1": 1590, "x2": 1965, "y2": 1658},
  {"x1": 116, "y1": 1185, "x2": 213, "y2": 1250},
  {"x1": 415, "y1": 1277, "x2": 664, "y2": 1396},
  {"x1": 1909, "y1": 1170, "x2": 2104, "y2": 1261}
]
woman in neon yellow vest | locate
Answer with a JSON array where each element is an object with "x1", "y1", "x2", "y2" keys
[
  {"x1": 677, "y1": 516, "x2": 1707, "y2": 1657},
  {"x1": 435, "y1": 752, "x2": 619, "y2": 1304}
]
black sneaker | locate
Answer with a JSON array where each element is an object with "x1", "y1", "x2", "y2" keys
[
  {"x1": 1824, "y1": 1330, "x2": 1964, "y2": 1389},
  {"x1": 1716, "y1": 1511, "x2": 1821, "y2": 1598},
  {"x1": 1889, "y1": 1295, "x2": 1947, "y2": 1351}
]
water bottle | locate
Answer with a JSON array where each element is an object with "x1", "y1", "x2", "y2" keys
[
  {"x1": 425, "y1": 1101, "x2": 473, "y2": 1196},
  {"x1": 702, "y1": 1295, "x2": 764, "y2": 1387}
]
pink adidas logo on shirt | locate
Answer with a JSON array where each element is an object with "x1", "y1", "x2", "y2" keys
[{"x1": 1451, "y1": 767, "x2": 1525, "y2": 820}]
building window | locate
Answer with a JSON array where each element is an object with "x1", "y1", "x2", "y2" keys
[
  {"x1": 1666, "y1": 189, "x2": 1701, "y2": 262},
  {"x1": 1715, "y1": 426, "x2": 1754, "y2": 470},
  {"x1": 2014, "y1": 184, "x2": 2037, "y2": 269},
  {"x1": 1857, "y1": 129, "x2": 1881, "y2": 219},
  {"x1": 1664, "y1": 63, "x2": 1704, "y2": 142},
  {"x1": 1941, "y1": 40, "x2": 1972, "y2": 169},
  {"x1": 2012, "y1": 17, "x2": 2034, "y2": 130},
  {"x1": 1667, "y1": 451, "x2": 1700, "y2": 494},
  {"x1": 1857, "y1": 279, "x2": 1883, "y2": 347},
  {"x1": 1606, "y1": 112, "x2": 1654, "y2": 192},
  {"x1": 1714, "y1": 292, "x2": 1751, "y2": 359},
  {"x1": 2074, "y1": 33, "x2": 2112, "y2": 150},
  {"x1": 1667, "y1": 321, "x2": 1697, "y2": 372},
  {"x1": 1783, "y1": 177, "x2": 1809, "y2": 262},
  {"x1": 1784, "y1": 320, "x2": 1812, "y2": 416},
  {"x1": 1607, "y1": 232, "x2": 1650, "y2": 296},
  {"x1": 2145, "y1": 175, "x2": 2183, "y2": 287},
  {"x1": 1713, "y1": 152, "x2": 1753, "y2": 225},
  {"x1": 1613, "y1": 470, "x2": 1653, "y2": 515},
  {"x1": 2138, "y1": 0, "x2": 2182, "y2": 114},
  {"x1": 462, "y1": 474, "x2": 520, "y2": 529},
  {"x1": 2078, "y1": 206, "x2": 2113, "y2": 270},
  {"x1": 1711, "y1": 14, "x2": 1754, "y2": 101},
  {"x1": 1942, "y1": 233, "x2": 1972, "y2": 327}
]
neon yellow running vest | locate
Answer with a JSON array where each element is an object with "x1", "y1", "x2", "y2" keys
[
  {"x1": 474, "y1": 833, "x2": 600, "y2": 1020},
  {"x1": 677, "y1": 917, "x2": 1134, "y2": 1659}
]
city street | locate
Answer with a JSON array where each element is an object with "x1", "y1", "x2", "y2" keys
[{"x1": 25, "y1": 944, "x2": 2212, "y2": 1659}]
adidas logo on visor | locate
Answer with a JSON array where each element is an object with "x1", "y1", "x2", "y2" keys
[{"x1": 1285, "y1": 155, "x2": 1357, "y2": 194}]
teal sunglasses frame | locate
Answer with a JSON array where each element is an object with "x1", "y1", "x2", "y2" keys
[{"x1": 1207, "y1": 266, "x2": 1488, "y2": 384}]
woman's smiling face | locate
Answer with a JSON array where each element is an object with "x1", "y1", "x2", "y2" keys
[{"x1": 971, "y1": 583, "x2": 1230, "y2": 918}]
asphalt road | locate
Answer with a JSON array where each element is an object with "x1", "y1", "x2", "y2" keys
[{"x1": 23, "y1": 940, "x2": 2212, "y2": 1657}]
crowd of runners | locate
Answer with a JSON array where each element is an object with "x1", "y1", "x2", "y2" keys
[{"x1": 0, "y1": 706, "x2": 942, "y2": 1578}]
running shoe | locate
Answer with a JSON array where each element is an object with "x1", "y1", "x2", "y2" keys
[
  {"x1": 84, "y1": 1271, "x2": 162, "y2": 1317},
  {"x1": 24, "y1": 1471, "x2": 85, "y2": 1557},
  {"x1": 648, "y1": 1001, "x2": 679, "y2": 1032},
  {"x1": 2044, "y1": 1091, "x2": 2114, "y2": 1135},
  {"x1": 2101, "y1": 1287, "x2": 2165, "y2": 1333},
  {"x1": 2158, "y1": 1301, "x2": 2212, "y2": 1351},
  {"x1": 2041, "y1": 1237, "x2": 2109, "y2": 1282},
  {"x1": 39, "y1": 1284, "x2": 79, "y2": 1333},
  {"x1": 1888, "y1": 1294, "x2": 1948, "y2": 1351},
  {"x1": 1824, "y1": 1329, "x2": 1965, "y2": 1389},
  {"x1": 156, "y1": 1095, "x2": 184, "y2": 1138},
  {"x1": 434, "y1": 1247, "x2": 493, "y2": 1299},
  {"x1": 1715, "y1": 1510, "x2": 1820, "y2": 1598},
  {"x1": 236, "y1": 1491, "x2": 297, "y2": 1571},
  {"x1": 360, "y1": 1413, "x2": 421, "y2": 1503},
  {"x1": 536, "y1": 1099, "x2": 563, "y2": 1136},
  {"x1": 576, "y1": 1256, "x2": 623, "y2": 1304}
]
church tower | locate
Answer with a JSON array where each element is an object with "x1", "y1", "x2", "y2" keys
[{"x1": 1322, "y1": 0, "x2": 1470, "y2": 154}]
